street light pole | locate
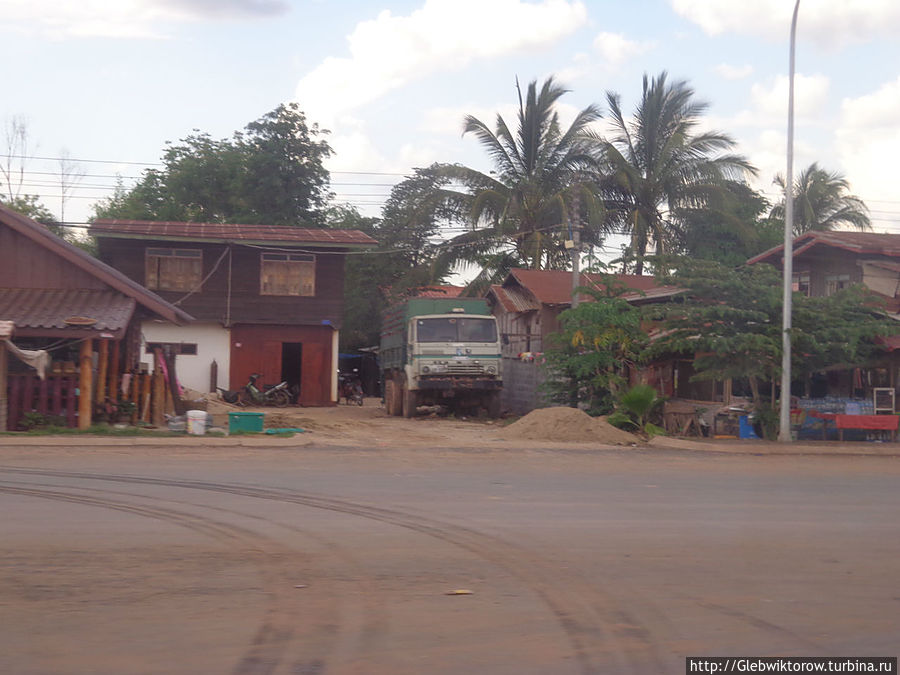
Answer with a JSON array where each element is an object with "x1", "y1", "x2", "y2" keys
[{"x1": 779, "y1": 0, "x2": 800, "y2": 442}]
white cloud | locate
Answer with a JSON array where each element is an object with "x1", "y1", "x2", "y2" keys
[
  {"x1": 0, "y1": 0, "x2": 284, "y2": 39},
  {"x1": 592, "y1": 31, "x2": 653, "y2": 67},
  {"x1": 295, "y1": 0, "x2": 587, "y2": 128},
  {"x1": 836, "y1": 76, "x2": 900, "y2": 203},
  {"x1": 670, "y1": 0, "x2": 900, "y2": 48},
  {"x1": 749, "y1": 73, "x2": 831, "y2": 123},
  {"x1": 714, "y1": 63, "x2": 754, "y2": 81}
]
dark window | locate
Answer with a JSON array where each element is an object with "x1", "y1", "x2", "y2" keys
[
  {"x1": 146, "y1": 342, "x2": 198, "y2": 355},
  {"x1": 416, "y1": 317, "x2": 497, "y2": 343}
]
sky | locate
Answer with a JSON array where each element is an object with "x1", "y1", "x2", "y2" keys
[{"x1": 2, "y1": 0, "x2": 900, "y2": 252}]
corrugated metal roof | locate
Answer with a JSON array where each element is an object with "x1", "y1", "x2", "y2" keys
[
  {"x1": 488, "y1": 284, "x2": 540, "y2": 313},
  {"x1": 748, "y1": 230, "x2": 900, "y2": 265},
  {"x1": 413, "y1": 285, "x2": 465, "y2": 298},
  {"x1": 91, "y1": 219, "x2": 377, "y2": 247},
  {"x1": 506, "y1": 269, "x2": 666, "y2": 305},
  {"x1": 0, "y1": 288, "x2": 136, "y2": 332}
]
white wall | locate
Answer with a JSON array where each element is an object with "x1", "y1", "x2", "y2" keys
[{"x1": 140, "y1": 321, "x2": 230, "y2": 394}]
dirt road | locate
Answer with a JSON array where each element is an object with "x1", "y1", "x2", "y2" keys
[{"x1": 1, "y1": 402, "x2": 898, "y2": 673}]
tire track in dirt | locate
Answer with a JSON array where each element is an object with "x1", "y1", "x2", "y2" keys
[
  {"x1": 1, "y1": 466, "x2": 669, "y2": 674},
  {"x1": 0, "y1": 482, "x2": 342, "y2": 675}
]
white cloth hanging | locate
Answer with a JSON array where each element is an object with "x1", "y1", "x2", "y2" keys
[{"x1": 4, "y1": 340, "x2": 50, "y2": 380}]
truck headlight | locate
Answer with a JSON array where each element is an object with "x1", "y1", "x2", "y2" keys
[
  {"x1": 486, "y1": 365, "x2": 496, "y2": 374},
  {"x1": 422, "y1": 365, "x2": 430, "y2": 374}
]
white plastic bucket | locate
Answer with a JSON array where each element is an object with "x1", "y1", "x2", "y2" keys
[{"x1": 186, "y1": 410, "x2": 208, "y2": 435}]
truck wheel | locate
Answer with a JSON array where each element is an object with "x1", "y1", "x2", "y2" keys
[
  {"x1": 486, "y1": 391, "x2": 501, "y2": 418},
  {"x1": 402, "y1": 383, "x2": 417, "y2": 418},
  {"x1": 386, "y1": 378, "x2": 403, "y2": 416}
]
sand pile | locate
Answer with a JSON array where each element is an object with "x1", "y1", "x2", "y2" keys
[{"x1": 498, "y1": 407, "x2": 637, "y2": 445}]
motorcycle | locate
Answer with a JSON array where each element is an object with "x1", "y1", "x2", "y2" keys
[
  {"x1": 339, "y1": 370, "x2": 364, "y2": 406},
  {"x1": 238, "y1": 373, "x2": 291, "y2": 407}
]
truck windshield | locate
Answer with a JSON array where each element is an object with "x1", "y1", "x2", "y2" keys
[{"x1": 416, "y1": 317, "x2": 497, "y2": 343}]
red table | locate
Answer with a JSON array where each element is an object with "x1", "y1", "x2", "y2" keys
[{"x1": 834, "y1": 413, "x2": 898, "y2": 441}]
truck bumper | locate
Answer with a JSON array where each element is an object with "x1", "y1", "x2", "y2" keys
[{"x1": 415, "y1": 377, "x2": 502, "y2": 391}]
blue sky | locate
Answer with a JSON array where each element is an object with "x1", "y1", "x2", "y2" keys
[{"x1": 2, "y1": 0, "x2": 900, "y2": 241}]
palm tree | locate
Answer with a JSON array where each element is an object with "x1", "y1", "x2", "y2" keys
[
  {"x1": 771, "y1": 162, "x2": 870, "y2": 235},
  {"x1": 600, "y1": 72, "x2": 756, "y2": 275},
  {"x1": 436, "y1": 76, "x2": 605, "y2": 290}
]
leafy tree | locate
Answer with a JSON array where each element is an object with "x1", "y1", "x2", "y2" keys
[
  {"x1": 675, "y1": 181, "x2": 781, "y2": 266},
  {"x1": 647, "y1": 257, "x2": 897, "y2": 403},
  {"x1": 542, "y1": 281, "x2": 647, "y2": 413},
  {"x1": 331, "y1": 166, "x2": 458, "y2": 351},
  {"x1": 435, "y1": 76, "x2": 604, "y2": 289},
  {"x1": 93, "y1": 103, "x2": 332, "y2": 225},
  {"x1": 600, "y1": 72, "x2": 756, "y2": 274},
  {"x1": 771, "y1": 162, "x2": 870, "y2": 234}
]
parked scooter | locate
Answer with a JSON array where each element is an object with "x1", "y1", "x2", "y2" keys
[
  {"x1": 239, "y1": 373, "x2": 291, "y2": 407},
  {"x1": 339, "y1": 369, "x2": 364, "y2": 406}
]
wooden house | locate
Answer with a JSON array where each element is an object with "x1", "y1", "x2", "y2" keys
[
  {"x1": 90, "y1": 220, "x2": 376, "y2": 406},
  {"x1": 0, "y1": 204, "x2": 192, "y2": 430},
  {"x1": 485, "y1": 269, "x2": 678, "y2": 414},
  {"x1": 748, "y1": 230, "x2": 900, "y2": 399}
]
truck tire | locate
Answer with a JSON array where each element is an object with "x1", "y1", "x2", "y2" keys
[
  {"x1": 386, "y1": 377, "x2": 403, "y2": 416},
  {"x1": 402, "y1": 381, "x2": 417, "y2": 418}
]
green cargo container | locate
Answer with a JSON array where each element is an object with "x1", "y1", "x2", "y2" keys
[{"x1": 228, "y1": 411, "x2": 264, "y2": 433}]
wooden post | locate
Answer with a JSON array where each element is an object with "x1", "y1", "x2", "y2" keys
[
  {"x1": 130, "y1": 371, "x2": 140, "y2": 425},
  {"x1": 0, "y1": 342, "x2": 7, "y2": 431},
  {"x1": 78, "y1": 338, "x2": 93, "y2": 430},
  {"x1": 152, "y1": 366, "x2": 165, "y2": 426},
  {"x1": 141, "y1": 372, "x2": 152, "y2": 423},
  {"x1": 108, "y1": 340, "x2": 120, "y2": 402},
  {"x1": 95, "y1": 339, "x2": 108, "y2": 405}
]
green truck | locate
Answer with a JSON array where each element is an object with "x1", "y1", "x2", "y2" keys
[{"x1": 380, "y1": 297, "x2": 503, "y2": 418}]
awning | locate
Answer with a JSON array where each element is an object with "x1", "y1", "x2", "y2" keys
[{"x1": 0, "y1": 288, "x2": 136, "y2": 337}]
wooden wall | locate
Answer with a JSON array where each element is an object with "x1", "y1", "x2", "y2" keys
[
  {"x1": 230, "y1": 324, "x2": 335, "y2": 406},
  {"x1": 97, "y1": 239, "x2": 346, "y2": 327},
  {"x1": 0, "y1": 227, "x2": 106, "y2": 290}
]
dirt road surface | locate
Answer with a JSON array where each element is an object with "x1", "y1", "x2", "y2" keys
[{"x1": 1, "y1": 399, "x2": 898, "y2": 674}]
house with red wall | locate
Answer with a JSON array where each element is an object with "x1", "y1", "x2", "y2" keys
[{"x1": 90, "y1": 220, "x2": 376, "y2": 406}]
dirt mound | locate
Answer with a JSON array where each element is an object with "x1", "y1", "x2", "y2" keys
[{"x1": 498, "y1": 407, "x2": 637, "y2": 445}]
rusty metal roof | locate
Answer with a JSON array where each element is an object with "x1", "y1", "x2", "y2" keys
[
  {"x1": 0, "y1": 288, "x2": 136, "y2": 335},
  {"x1": 487, "y1": 284, "x2": 540, "y2": 313},
  {"x1": 91, "y1": 219, "x2": 378, "y2": 248},
  {"x1": 505, "y1": 269, "x2": 666, "y2": 306},
  {"x1": 413, "y1": 285, "x2": 465, "y2": 298},
  {"x1": 748, "y1": 230, "x2": 900, "y2": 265}
]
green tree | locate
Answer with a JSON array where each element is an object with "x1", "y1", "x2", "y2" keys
[
  {"x1": 93, "y1": 103, "x2": 332, "y2": 225},
  {"x1": 436, "y1": 76, "x2": 604, "y2": 289},
  {"x1": 600, "y1": 72, "x2": 756, "y2": 274},
  {"x1": 675, "y1": 181, "x2": 781, "y2": 266},
  {"x1": 771, "y1": 162, "x2": 870, "y2": 235},
  {"x1": 647, "y1": 258, "x2": 896, "y2": 403},
  {"x1": 542, "y1": 280, "x2": 647, "y2": 413},
  {"x1": 331, "y1": 166, "x2": 458, "y2": 351}
]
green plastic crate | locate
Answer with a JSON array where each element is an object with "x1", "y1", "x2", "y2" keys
[{"x1": 228, "y1": 411, "x2": 264, "y2": 433}]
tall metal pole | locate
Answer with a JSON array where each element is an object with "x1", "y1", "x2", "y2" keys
[{"x1": 779, "y1": 0, "x2": 800, "y2": 442}]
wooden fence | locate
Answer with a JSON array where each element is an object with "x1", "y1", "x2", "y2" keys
[
  {"x1": 6, "y1": 374, "x2": 78, "y2": 430},
  {"x1": 5, "y1": 370, "x2": 168, "y2": 431}
]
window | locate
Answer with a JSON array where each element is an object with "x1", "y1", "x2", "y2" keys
[
  {"x1": 825, "y1": 273, "x2": 851, "y2": 296},
  {"x1": 792, "y1": 271, "x2": 810, "y2": 296},
  {"x1": 416, "y1": 317, "x2": 497, "y2": 343},
  {"x1": 260, "y1": 252, "x2": 315, "y2": 296},
  {"x1": 146, "y1": 248, "x2": 202, "y2": 292},
  {"x1": 146, "y1": 342, "x2": 198, "y2": 355}
]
